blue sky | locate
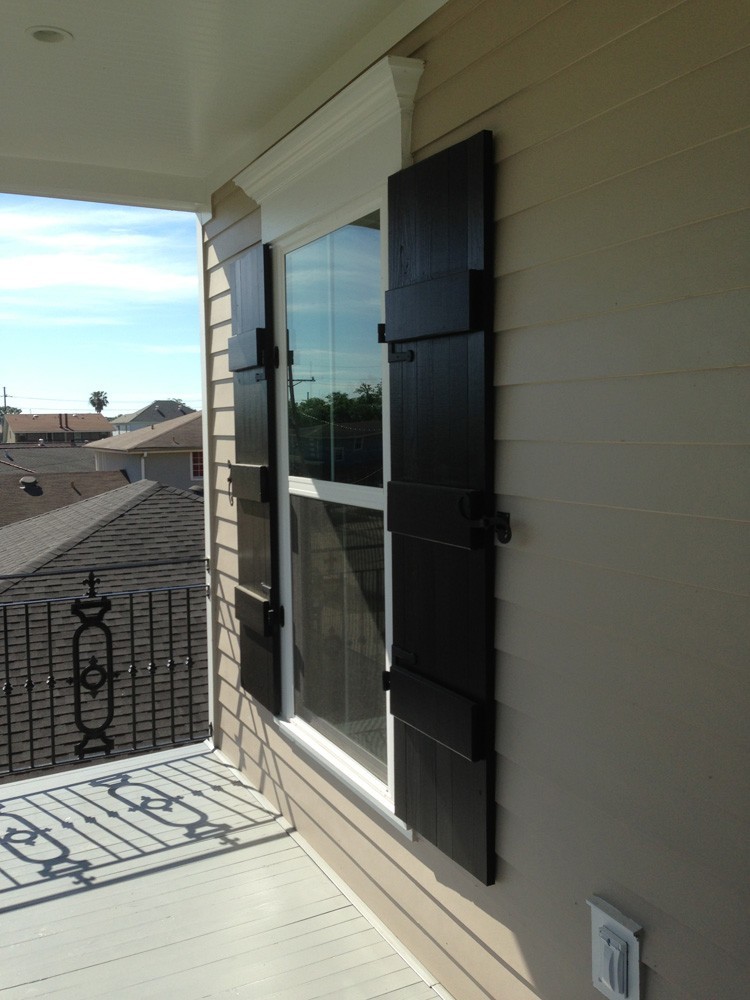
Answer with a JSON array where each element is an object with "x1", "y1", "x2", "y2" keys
[{"x1": 0, "y1": 194, "x2": 202, "y2": 417}]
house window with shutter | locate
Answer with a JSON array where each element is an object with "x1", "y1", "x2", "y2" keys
[{"x1": 232, "y1": 58, "x2": 499, "y2": 883}]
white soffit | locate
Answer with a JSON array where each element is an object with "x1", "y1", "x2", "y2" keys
[
  {"x1": 234, "y1": 56, "x2": 423, "y2": 240},
  {"x1": 0, "y1": 0, "x2": 444, "y2": 211}
]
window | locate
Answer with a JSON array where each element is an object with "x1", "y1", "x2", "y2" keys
[
  {"x1": 282, "y1": 213, "x2": 387, "y2": 781},
  {"x1": 191, "y1": 451, "x2": 203, "y2": 479}
]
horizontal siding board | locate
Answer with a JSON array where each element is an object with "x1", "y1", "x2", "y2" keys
[
  {"x1": 496, "y1": 211, "x2": 749, "y2": 330},
  {"x1": 211, "y1": 380, "x2": 234, "y2": 410},
  {"x1": 495, "y1": 289, "x2": 750, "y2": 385},
  {"x1": 497, "y1": 701, "x2": 749, "y2": 885},
  {"x1": 413, "y1": 0, "x2": 684, "y2": 150},
  {"x1": 496, "y1": 768, "x2": 750, "y2": 999},
  {"x1": 207, "y1": 214, "x2": 261, "y2": 265},
  {"x1": 209, "y1": 320, "x2": 231, "y2": 356},
  {"x1": 498, "y1": 47, "x2": 750, "y2": 216},
  {"x1": 211, "y1": 409, "x2": 235, "y2": 439},
  {"x1": 496, "y1": 495, "x2": 749, "y2": 594},
  {"x1": 498, "y1": 650, "x2": 747, "y2": 825},
  {"x1": 210, "y1": 351, "x2": 231, "y2": 382},
  {"x1": 496, "y1": 367, "x2": 748, "y2": 443},
  {"x1": 391, "y1": 0, "x2": 482, "y2": 55},
  {"x1": 496, "y1": 760, "x2": 750, "y2": 955},
  {"x1": 598, "y1": 885, "x2": 747, "y2": 1000},
  {"x1": 495, "y1": 548, "x2": 749, "y2": 671},
  {"x1": 497, "y1": 128, "x2": 750, "y2": 273},
  {"x1": 496, "y1": 440, "x2": 750, "y2": 519},
  {"x1": 414, "y1": 0, "x2": 748, "y2": 156},
  {"x1": 208, "y1": 291, "x2": 232, "y2": 327},
  {"x1": 207, "y1": 264, "x2": 231, "y2": 298},
  {"x1": 494, "y1": 600, "x2": 748, "y2": 745},
  {"x1": 413, "y1": 0, "x2": 567, "y2": 98}
]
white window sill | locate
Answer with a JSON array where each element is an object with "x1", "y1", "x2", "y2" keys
[{"x1": 278, "y1": 717, "x2": 413, "y2": 840}]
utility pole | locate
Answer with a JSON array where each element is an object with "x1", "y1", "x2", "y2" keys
[{"x1": 2, "y1": 387, "x2": 6, "y2": 410}]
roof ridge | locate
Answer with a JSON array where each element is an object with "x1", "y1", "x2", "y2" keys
[
  {"x1": 0, "y1": 458, "x2": 37, "y2": 474},
  {"x1": 0, "y1": 480, "x2": 162, "y2": 580}
]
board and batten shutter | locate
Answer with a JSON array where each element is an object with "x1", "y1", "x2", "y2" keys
[
  {"x1": 228, "y1": 243, "x2": 282, "y2": 714},
  {"x1": 384, "y1": 131, "x2": 501, "y2": 884}
]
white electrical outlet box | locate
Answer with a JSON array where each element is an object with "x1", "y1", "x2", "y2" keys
[{"x1": 587, "y1": 896, "x2": 642, "y2": 1000}]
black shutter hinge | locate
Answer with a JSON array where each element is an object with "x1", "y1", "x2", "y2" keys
[
  {"x1": 205, "y1": 584, "x2": 211, "y2": 599},
  {"x1": 382, "y1": 670, "x2": 390, "y2": 691},
  {"x1": 227, "y1": 460, "x2": 233, "y2": 506}
]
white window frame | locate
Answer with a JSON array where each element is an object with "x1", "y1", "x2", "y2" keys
[
  {"x1": 233, "y1": 55, "x2": 423, "y2": 814},
  {"x1": 190, "y1": 450, "x2": 204, "y2": 481}
]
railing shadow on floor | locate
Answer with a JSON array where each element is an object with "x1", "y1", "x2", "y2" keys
[{"x1": 0, "y1": 747, "x2": 287, "y2": 916}]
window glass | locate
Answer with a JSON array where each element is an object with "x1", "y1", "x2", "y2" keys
[
  {"x1": 291, "y1": 497, "x2": 386, "y2": 779},
  {"x1": 286, "y1": 213, "x2": 382, "y2": 487},
  {"x1": 284, "y1": 211, "x2": 386, "y2": 781}
]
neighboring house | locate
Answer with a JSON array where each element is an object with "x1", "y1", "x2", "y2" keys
[
  {"x1": 0, "y1": 444, "x2": 97, "y2": 476},
  {"x1": 2, "y1": 413, "x2": 113, "y2": 444},
  {"x1": 111, "y1": 399, "x2": 195, "y2": 434},
  {"x1": 3, "y1": 5, "x2": 747, "y2": 1000},
  {"x1": 0, "y1": 480, "x2": 208, "y2": 774},
  {"x1": 85, "y1": 411, "x2": 203, "y2": 492},
  {"x1": 0, "y1": 469, "x2": 129, "y2": 527}
]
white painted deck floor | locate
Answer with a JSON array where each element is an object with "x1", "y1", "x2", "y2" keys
[{"x1": 0, "y1": 744, "x2": 448, "y2": 1000}]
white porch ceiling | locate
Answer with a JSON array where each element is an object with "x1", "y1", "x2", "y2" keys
[{"x1": 0, "y1": 0, "x2": 443, "y2": 211}]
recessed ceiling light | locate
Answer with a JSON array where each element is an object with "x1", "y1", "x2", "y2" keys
[{"x1": 26, "y1": 25, "x2": 74, "y2": 44}]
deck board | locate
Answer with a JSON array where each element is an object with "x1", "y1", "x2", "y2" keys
[{"x1": 0, "y1": 745, "x2": 446, "y2": 999}]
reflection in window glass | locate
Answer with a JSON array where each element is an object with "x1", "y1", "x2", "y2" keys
[
  {"x1": 286, "y1": 213, "x2": 382, "y2": 486},
  {"x1": 291, "y1": 497, "x2": 386, "y2": 779}
]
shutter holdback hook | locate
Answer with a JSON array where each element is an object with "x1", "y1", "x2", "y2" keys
[
  {"x1": 457, "y1": 494, "x2": 512, "y2": 544},
  {"x1": 485, "y1": 510, "x2": 512, "y2": 544}
]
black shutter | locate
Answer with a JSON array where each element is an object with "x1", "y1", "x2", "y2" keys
[
  {"x1": 385, "y1": 131, "x2": 496, "y2": 883},
  {"x1": 228, "y1": 243, "x2": 281, "y2": 714}
]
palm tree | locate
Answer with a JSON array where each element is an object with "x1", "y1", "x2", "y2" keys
[{"x1": 89, "y1": 390, "x2": 109, "y2": 413}]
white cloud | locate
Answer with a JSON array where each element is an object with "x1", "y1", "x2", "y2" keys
[
  {"x1": 0, "y1": 196, "x2": 197, "y2": 300},
  {"x1": 0, "y1": 252, "x2": 197, "y2": 298}
]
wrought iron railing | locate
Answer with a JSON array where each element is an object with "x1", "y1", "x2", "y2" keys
[{"x1": 0, "y1": 559, "x2": 209, "y2": 779}]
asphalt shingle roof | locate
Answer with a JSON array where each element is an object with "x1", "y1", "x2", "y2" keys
[
  {"x1": 0, "y1": 444, "x2": 98, "y2": 476},
  {"x1": 86, "y1": 411, "x2": 202, "y2": 453},
  {"x1": 5, "y1": 412, "x2": 114, "y2": 435},
  {"x1": 0, "y1": 479, "x2": 204, "y2": 584},
  {"x1": 0, "y1": 470, "x2": 129, "y2": 527},
  {"x1": 114, "y1": 400, "x2": 195, "y2": 425}
]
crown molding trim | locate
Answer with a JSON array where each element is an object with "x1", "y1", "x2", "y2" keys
[{"x1": 234, "y1": 56, "x2": 423, "y2": 215}]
